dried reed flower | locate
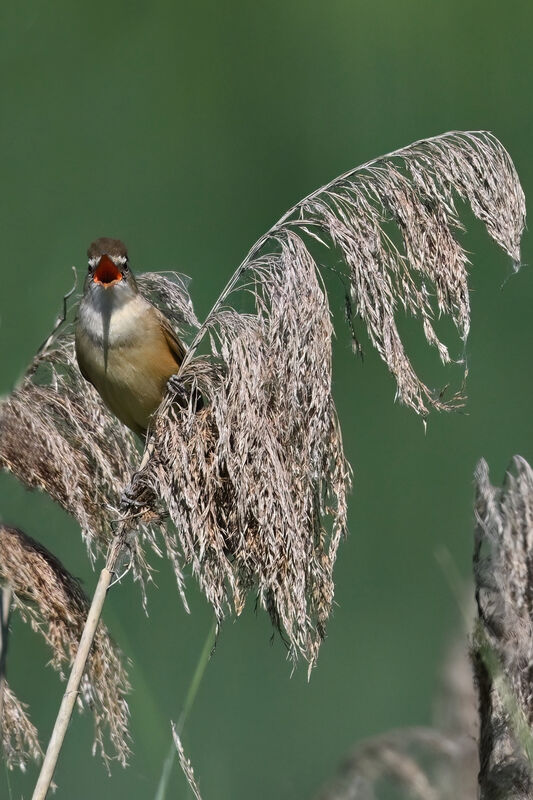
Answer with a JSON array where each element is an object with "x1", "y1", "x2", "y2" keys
[
  {"x1": 0, "y1": 132, "x2": 525, "y2": 667},
  {"x1": 0, "y1": 524, "x2": 131, "y2": 767},
  {"x1": 132, "y1": 233, "x2": 350, "y2": 663},
  {"x1": 183, "y1": 130, "x2": 523, "y2": 415},
  {"x1": 313, "y1": 456, "x2": 533, "y2": 800},
  {"x1": 474, "y1": 457, "x2": 533, "y2": 799},
  {"x1": 0, "y1": 338, "x2": 138, "y2": 559},
  {"x1": 172, "y1": 723, "x2": 203, "y2": 800},
  {"x1": 127, "y1": 130, "x2": 524, "y2": 665},
  {"x1": 2, "y1": 682, "x2": 42, "y2": 771}
]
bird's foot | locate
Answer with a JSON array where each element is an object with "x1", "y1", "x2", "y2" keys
[
  {"x1": 167, "y1": 374, "x2": 190, "y2": 405},
  {"x1": 167, "y1": 374, "x2": 204, "y2": 412}
]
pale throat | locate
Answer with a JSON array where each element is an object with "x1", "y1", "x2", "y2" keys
[{"x1": 79, "y1": 284, "x2": 146, "y2": 348}]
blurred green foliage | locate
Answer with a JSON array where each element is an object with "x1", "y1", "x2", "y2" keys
[{"x1": 0, "y1": 1, "x2": 532, "y2": 797}]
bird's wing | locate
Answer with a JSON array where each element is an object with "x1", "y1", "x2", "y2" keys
[
  {"x1": 157, "y1": 310, "x2": 187, "y2": 366},
  {"x1": 156, "y1": 309, "x2": 205, "y2": 410}
]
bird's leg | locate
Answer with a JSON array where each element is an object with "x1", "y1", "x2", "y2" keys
[{"x1": 120, "y1": 440, "x2": 155, "y2": 511}]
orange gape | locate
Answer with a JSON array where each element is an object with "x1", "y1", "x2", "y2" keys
[{"x1": 93, "y1": 254, "x2": 122, "y2": 285}]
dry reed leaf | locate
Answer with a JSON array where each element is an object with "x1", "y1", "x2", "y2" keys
[{"x1": 0, "y1": 524, "x2": 131, "y2": 768}]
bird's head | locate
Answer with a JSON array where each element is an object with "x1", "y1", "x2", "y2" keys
[{"x1": 85, "y1": 237, "x2": 138, "y2": 297}]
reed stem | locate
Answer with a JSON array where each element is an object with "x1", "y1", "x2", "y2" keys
[{"x1": 31, "y1": 534, "x2": 126, "y2": 800}]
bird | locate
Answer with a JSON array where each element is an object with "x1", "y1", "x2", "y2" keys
[{"x1": 75, "y1": 237, "x2": 188, "y2": 437}]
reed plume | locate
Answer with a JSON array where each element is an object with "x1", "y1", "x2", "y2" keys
[
  {"x1": 0, "y1": 524, "x2": 130, "y2": 768},
  {"x1": 2, "y1": 683, "x2": 42, "y2": 772},
  {"x1": 126, "y1": 130, "x2": 524, "y2": 664},
  {"x1": 0, "y1": 131, "x2": 525, "y2": 668}
]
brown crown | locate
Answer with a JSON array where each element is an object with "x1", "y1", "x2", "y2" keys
[{"x1": 87, "y1": 237, "x2": 128, "y2": 261}]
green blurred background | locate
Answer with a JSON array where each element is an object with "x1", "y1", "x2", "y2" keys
[{"x1": 1, "y1": 1, "x2": 532, "y2": 797}]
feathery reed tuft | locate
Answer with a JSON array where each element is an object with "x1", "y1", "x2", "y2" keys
[
  {"x1": 0, "y1": 525, "x2": 131, "y2": 767},
  {"x1": 474, "y1": 457, "x2": 533, "y2": 798},
  {"x1": 2, "y1": 682, "x2": 42, "y2": 771},
  {"x1": 127, "y1": 130, "x2": 524, "y2": 664},
  {"x1": 131, "y1": 233, "x2": 350, "y2": 663},
  {"x1": 315, "y1": 729, "x2": 468, "y2": 800},
  {"x1": 0, "y1": 132, "x2": 524, "y2": 666},
  {"x1": 0, "y1": 339, "x2": 137, "y2": 557},
  {"x1": 178, "y1": 130, "x2": 524, "y2": 415}
]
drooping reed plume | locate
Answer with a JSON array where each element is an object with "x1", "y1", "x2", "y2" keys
[
  {"x1": 126, "y1": 131, "x2": 525, "y2": 664},
  {"x1": 0, "y1": 131, "x2": 525, "y2": 675},
  {"x1": 2, "y1": 684, "x2": 41, "y2": 773},
  {"x1": 0, "y1": 524, "x2": 130, "y2": 768}
]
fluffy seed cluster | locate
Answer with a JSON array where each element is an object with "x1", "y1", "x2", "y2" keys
[
  {"x1": 187, "y1": 130, "x2": 523, "y2": 416},
  {"x1": 0, "y1": 525, "x2": 131, "y2": 768},
  {"x1": 0, "y1": 131, "x2": 525, "y2": 670},
  {"x1": 474, "y1": 457, "x2": 533, "y2": 799},
  {"x1": 127, "y1": 130, "x2": 524, "y2": 664},
  {"x1": 132, "y1": 234, "x2": 350, "y2": 664},
  {"x1": 316, "y1": 729, "x2": 470, "y2": 800},
  {"x1": 0, "y1": 338, "x2": 139, "y2": 562}
]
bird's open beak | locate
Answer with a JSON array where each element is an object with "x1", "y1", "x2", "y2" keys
[{"x1": 93, "y1": 255, "x2": 123, "y2": 287}]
